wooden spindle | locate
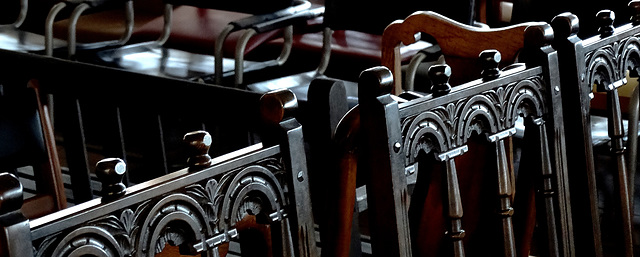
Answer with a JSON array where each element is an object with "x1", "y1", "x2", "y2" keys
[{"x1": 532, "y1": 117, "x2": 560, "y2": 257}]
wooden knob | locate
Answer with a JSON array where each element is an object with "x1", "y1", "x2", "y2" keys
[
  {"x1": 630, "y1": 1, "x2": 640, "y2": 25},
  {"x1": 597, "y1": 10, "x2": 615, "y2": 37},
  {"x1": 428, "y1": 64, "x2": 452, "y2": 96},
  {"x1": 480, "y1": 50, "x2": 501, "y2": 81},
  {"x1": 259, "y1": 89, "x2": 298, "y2": 126},
  {"x1": 184, "y1": 131, "x2": 213, "y2": 171},
  {"x1": 0, "y1": 173, "x2": 23, "y2": 215},
  {"x1": 96, "y1": 158, "x2": 127, "y2": 201}
]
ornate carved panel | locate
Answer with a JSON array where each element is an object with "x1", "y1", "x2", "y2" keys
[
  {"x1": 31, "y1": 157, "x2": 291, "y2": 257},
  {"x1": 400, "y1": 74, "x2": 547, "y2": 166}
]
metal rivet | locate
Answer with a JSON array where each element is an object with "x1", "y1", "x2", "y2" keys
[
  {"x1": 393, "y1": 142, "x2": 402, "y2": 153},
  {"x1": 297, "y1": 171, "x2": 304, "y2": 182},
  {"x1": 555, "y1": 86, "x2": 560, "y2": 92}
]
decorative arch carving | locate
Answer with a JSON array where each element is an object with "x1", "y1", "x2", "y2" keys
[
  {"x1": 220, "y1": 164, "x2": 287, "y2": 231},
  {"x1": 48, "y1": 226, "x2": 124, "y2": 257},
  {"x1": 137, "y1": 193, "x2": 212, "y2": 257},
  {"x1": 399, "y1": 75, "x2": 547, "y2": 166}
]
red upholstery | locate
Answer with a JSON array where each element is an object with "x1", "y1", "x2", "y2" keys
[
  {"x1": 259, "y1": 28, "x2": 429, "y2": 81},
  {"x1": 129, "y1": 6, "x2": 284, "y2": 56}
]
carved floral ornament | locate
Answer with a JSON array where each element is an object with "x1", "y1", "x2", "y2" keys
[
  {"x1": 583, "y1": 34, "x2": 640, "y2": 92},
  {"x1": 34, "y1": 159, "x2": 289, "y2": 257},
  {"x1": 401, "y1": 75, "x2": 547, "y2": 166}
]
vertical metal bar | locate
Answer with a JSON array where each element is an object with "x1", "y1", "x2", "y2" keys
[{"x1": 45, "y1": 2, "x2": 67, "y2": 56}]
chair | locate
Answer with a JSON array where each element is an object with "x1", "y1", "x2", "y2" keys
[
  {"x1": 0, "y1": 79, "x2": 66, "y2": 219},
  {"x1": 381, "y1": 11, "x2": 545, "y2": 94},
  {"x1": 550, "y1": 3, "x2": 640, "y2": 256},
  {"x1": 0, "y1": 47, "x2": 264, "y2": 205},
  {"x1": 75, "y1": 0, "x2": 320, "y2": 83},
  {"x1": 0, "y1": 89, "x2": 318, "y2": 257},
  {"x1": 241, "y1": 0, "x2": 488, "y2": 103},
  {"x1": 313, "y1": 14, "x2": 573, "y2": 257}
]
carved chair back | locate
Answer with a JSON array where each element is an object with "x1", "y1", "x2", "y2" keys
[
  {"x1": 0, "y1": 80, "x2": 66, "y2": 219},
  {"x1": 0, "y1": 48, "x2": 264, "y2": 206},
  {"x1": 320, "y1": 22, "x2": 573, "y2": 257},
  {"x1": 550, "y1": 2, "x2": 640, "y2": 256},
  {"x1": 0, "y1": 89, "x2": 317, "y2": 257}
]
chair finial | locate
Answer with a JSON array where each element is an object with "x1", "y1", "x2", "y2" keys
[
  {"x1": 96, "y1": 158, "x2": 127, "y2": 201},
  {"x1": 597, "y1": 10, "x2": 615, "y2": 37},
  {"x1": 428, "y1": 64, "x2": 452, "y2": 96},
  {"x1": 480, "y1": 50, "x2": 502, "y2": 81},
  {"x1": 184, "y1": 131, "x2": 213, "y2": 171},
  {"x1": 630, "y1": 1, "x2": 640, "y2": 25},
  {"x1": 0, "y1": 173, "x2": 23, "y2": 215},
  {"x1": 259, "y1": 89, "x2": 298, "y2": 126},
  {"x1": 551, "y1": 13, "x2": 580, "y2": 39},
  {"x1": 524, "y1": 24, "x2": 554, "y2": 48}
]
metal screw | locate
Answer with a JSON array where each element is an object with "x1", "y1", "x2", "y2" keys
[{"x1": 393, "y1": 142, "x2": 402, "y2": 153}]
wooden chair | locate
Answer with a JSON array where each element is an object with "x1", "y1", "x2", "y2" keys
[
  {"x1": 0, "y1": 89, "x2": 318, "y2": 257},
  {"x1": 0, "y1": 79, "x2": 66, "y2": 219},
  {"x1": 315, "y1": 14, "x2": 573, "y2": 257},
  {"x1": 0, "y1": 47, "x2": 266, "y2": 205},
  {"x1": 381, "y1": 11, "x2": 544, "y2": 94},
  {"x1": 550, "y1": 2, "x2": 640, "y2": 256}
]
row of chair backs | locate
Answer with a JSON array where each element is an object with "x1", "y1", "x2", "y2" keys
[
  {"x1": 316, "y1": 21, "x2": 571, "y2": 257},
  {"x1": 0, "y1": 89, "x2": 317, "y2": 257},
  {"x1": 310, "y1": 2, "x2": 640, "y2": 257}
]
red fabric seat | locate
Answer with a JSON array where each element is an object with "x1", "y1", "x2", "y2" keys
[{"x1": 129, "y1": 6, "x2": 284, "y2": 56}]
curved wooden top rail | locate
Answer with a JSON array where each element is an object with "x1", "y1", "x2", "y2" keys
[{"x1": 381, "y1": 11, "x2": 545, "y2": 94}]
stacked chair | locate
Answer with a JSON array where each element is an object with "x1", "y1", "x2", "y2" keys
[
  {"x1": 2, "y1": 0, "x2": 640, "y2": 256},
  {"x1": 309, "y1": 11, "x2": 573, "y2": 257},
  {"x1": 550, "y1": 3, "x2": 640, "y2": 256}
]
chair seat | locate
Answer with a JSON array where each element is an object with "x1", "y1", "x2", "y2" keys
[
  {"x1": 130, "y1": 6, "x2": 284, "y2": 56},
  {"x1": 95, "y1": 41, "x2": 261, "y2": 80},
  {"x1": 0, "y1": 27, "x2": 66, "y2": 52}
]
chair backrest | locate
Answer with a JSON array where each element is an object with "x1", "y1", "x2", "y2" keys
[
  {"x1": 0, "y1": 79, "x2": 66, "y2": 219},
  {"x1": 550, "y1": 2, "x2": 640, "y2": 256},
  {"x1": 320, "y1": 22, "x2": 573, "y2": 257},
  {"x1": 0, "y1": 89, "x2": 318, "y2": 257},
  {"x1": 381, "y1": 11, "x2": 545, "y2": 94},
  {"x1": 0, "y1": 48, "x2": 263, "y2": 205}
]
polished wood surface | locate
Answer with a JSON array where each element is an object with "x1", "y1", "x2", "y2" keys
[{"x1": 381, "y1": 11, "x2": 541, "y2": 94}]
